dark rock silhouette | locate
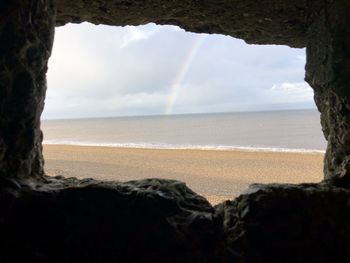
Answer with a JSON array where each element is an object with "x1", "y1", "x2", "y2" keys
[
  {"x1": 55, "y1": 0, "x2": 307, "y2": 47},
  {"x1": 0, "y1": 177, "x2": 226, "y2": 262},
  {"x1": 217, "y1": 183, "x2": 350, "y2": 262},
  {"x1": 2, "y1": 177, "x2": 350, "y2": 262}
]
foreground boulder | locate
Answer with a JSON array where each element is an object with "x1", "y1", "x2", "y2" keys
[
  {"x1": 1, "y1": 177, "x2": 350, "y2": 262},
  {"x1": 0, "y1": 177, "x2": 225, "y2": 263},
  {"x1": 218, "y1": 183, "x2": 350, "y2": 262}
]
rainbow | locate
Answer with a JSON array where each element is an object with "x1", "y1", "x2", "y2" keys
[{"x1": 165, "y1": 34, "x2": 207, "y2": 115}]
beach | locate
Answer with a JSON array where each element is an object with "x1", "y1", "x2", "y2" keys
[{"x1": 43, "y1": 144, "x2": 324, "y2": 205}]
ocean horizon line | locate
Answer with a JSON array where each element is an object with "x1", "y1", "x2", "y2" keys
[
  {"x1": 42, "y1": 107, "x2": 318, "y2": 122},
  {"x1": 43, "y1": 141, "x2": 325, "y2": 154}
]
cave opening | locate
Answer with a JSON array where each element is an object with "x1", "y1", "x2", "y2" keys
[{"x1": 41, "y1": 22, "x2": 325, "y2": 204}]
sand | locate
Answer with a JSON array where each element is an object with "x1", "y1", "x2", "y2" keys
[{"x1": 43, "y1": 144, "x2": 324, "y2": 205}]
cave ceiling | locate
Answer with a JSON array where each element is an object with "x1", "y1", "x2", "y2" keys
[{"x1": 55, "y1": 0, "x2": 320, "y2": 48}]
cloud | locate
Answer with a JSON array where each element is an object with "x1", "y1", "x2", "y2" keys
[
  {"x1": 43, "y1": 23, "x2": 314, "y2": 119},
  {"x1": 270, "y1": 82, "x2": 314, "y2": 102},
  {"x1": 120, "y1": 25, "x2": 159, "y2": 48}
]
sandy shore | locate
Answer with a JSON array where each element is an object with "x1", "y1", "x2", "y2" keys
[{"x1": 43, "y1": 144, "x2": 324, "y2": 205}]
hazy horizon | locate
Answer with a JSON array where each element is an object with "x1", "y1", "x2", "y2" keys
[{"x1": 42, "y1": 107, "x2": 318, "y2": 121}]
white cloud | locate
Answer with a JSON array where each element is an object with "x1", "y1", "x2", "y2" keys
[
  {"x1": 270, "y1": 82, "x2": 313, "y2": 102},
  {"x1": 120, "y1": 25, "x2": 159, "y2": 48}
]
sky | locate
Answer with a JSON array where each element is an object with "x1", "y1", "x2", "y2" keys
[{"x1": 44, "y1": 22, "x2": 315, "y2": 119}]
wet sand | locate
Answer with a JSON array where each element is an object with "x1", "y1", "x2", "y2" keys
[{"x1": 43, "y1": 144, "x2": 324, "y2": 205}]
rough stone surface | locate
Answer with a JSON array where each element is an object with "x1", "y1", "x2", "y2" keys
[
  {"x1": 2, "y1": 178, "x2": 350, "y2": 262},
  {"x1": 55, "y1": 0, "x2": 310, "y2": 48},
  {"x1": 217, "y1": 183, "x2": 350, "y2": 262},
  {"x1": 305, "y1": 0, "x2": 350, "y2": 183},
  {"x1": 0, "y1": 178, "x2": 226, "y2": 263},
  {"x1": 0, "y1": 0, "x2": 55, "y2": 179}
]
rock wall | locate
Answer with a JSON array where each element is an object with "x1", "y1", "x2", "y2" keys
[
  {"x1": 305, "y1": 0, "x2": 350, "y2": 184},
  {"x1": 55, "y1": 0, "x2": 308, "y2": 48},
  {"x1": 0, "y1": 0, "x2": 55, "y2": 180},
  {"x1": 217, "y1": 183, "x2": 350, "y2": 262}
]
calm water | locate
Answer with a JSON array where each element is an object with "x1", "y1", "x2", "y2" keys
[{"x1": 41, "y1": 109, "x2": 327, "y2": 152}]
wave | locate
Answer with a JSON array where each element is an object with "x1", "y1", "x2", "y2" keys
[{"x1": 43, "y1": 140, "x2": 325, "y2": 154}]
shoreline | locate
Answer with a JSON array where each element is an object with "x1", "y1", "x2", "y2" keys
[
  {"x1": 43, "y1": 144, "x2": 324, "y2": 205},
  {"x1": 43, "y1": 143, "x2": 325, "y2": 154}
]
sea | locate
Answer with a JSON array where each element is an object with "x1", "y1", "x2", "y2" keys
[{"x1": 41, "y1": 109, "x2": 326, "y2": 153}]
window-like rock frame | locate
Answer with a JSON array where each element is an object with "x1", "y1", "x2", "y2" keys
[{"x1": 1, "y1": 0, "x2": 350, "y2": 262}]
